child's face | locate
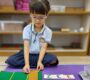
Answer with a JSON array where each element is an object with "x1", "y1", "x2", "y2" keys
[{"x1": 30, "y1": 13, "x2": 47, "y2": 28}]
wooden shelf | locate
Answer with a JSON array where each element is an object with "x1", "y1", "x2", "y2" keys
[
  {"x1": 0, "y1": 47, "x2": 87, "y2": 56},
  {"x1": 47, "y1": 48, "x2": 85, "y2": 52},
  {"x1": 0, "y1": 47, "x2": 20, "y2": 56},
  {"x1": 49, "y1": 11, "x2": 90, "y2": 15},
  {"x1": 47, "y1": 48, "x2": 87, "y2": 56},
  {"x1": 0, "y1": 46, "x2": 84, "y2": 52},
  {"x1": 0, "y1": 31, "x2": 89, "y2": 35},
  {"x1": 0, "y1": 6, "x2": 90, "y2": 15},
  {"x1": 0, "y1": 47, "x2": 21, "y2": 50},
  {"x1": 0, "y1": 6, "x2": 29, "y2": 15},
  {"x1": 0, "y1": 10, "x2": 29, "y2": 15},
  {"x1": 0, "y1": 31, "x2": 22, "y2": 35},
  {"x1": 49, "y1": 7, "x2": 90, "y2": 15},
  {"x1": 88, "y1": 30, "x2": 90, "y2": 55},
  {"x1": 53, "y1": 31, "x2": 89, "y2": 35}
]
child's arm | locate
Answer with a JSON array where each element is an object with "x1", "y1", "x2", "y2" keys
[
  {"x1": 37, "y1": 29, "x2": 52, "y2": 70},
  {"x1": 37, "y1": 43, "x2": 48, "y2": 70},
  {"x1": 24, "y1": 40, "x2": 30, "y2": 66},
  {"x1": 23, "y1": 40, "x2": 30, "y2": 73}
]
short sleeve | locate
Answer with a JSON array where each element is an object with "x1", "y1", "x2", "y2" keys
[
  {"x1": 45, "y1": 29, "x2": 52, "y2": 43},
  {"x1": 23, "y1": 25, "x2": 31, "y2": 40}
]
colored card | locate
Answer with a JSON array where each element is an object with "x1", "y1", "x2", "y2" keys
[{"x1": 29, "y1": 70, "x2": 39, "y2": 80}]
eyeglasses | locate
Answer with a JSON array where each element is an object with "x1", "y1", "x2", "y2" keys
[{"x1": 30, "y1": 15, "x2": 47, "y2": 20}]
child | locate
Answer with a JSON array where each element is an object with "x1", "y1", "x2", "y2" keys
[{"x1": 6, "y1": 0, "x2": 59, "y2": 73}]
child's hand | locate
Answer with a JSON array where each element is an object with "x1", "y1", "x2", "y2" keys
[
  {"x1": 37, "y1": 62, "x2": 44, "y2": 70},
  {"x1": 23, "y1": 64, "x2": 31, "y2": 73}
]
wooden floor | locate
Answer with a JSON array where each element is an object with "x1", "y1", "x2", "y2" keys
[
  {"x1": 0, "y1": 56, "x2": 90, "y2": 71},
  {"x1": 58, "y1": 56, "x2": 90, "y2": 64},
  {"x1": 0, "y1": 56, "x2": 8, "y2": 71},
  {"x1": 0, "y1": 56, "x2": 90, "y2": 65}
]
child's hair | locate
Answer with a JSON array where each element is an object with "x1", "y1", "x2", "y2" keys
[{"x1": 29, "y1": 0, "x2": 50, "y2": 15}]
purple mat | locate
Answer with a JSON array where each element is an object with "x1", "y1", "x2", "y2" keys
[
  {"x1": 42, "y1": 65, "x2": 84, "y2": 80},
  {"x1": 5, "y1": 65, "x2": 84, "y2": 80},
  {"x1": 5, "y1": 66, "x2": 22, "y2": 72}
]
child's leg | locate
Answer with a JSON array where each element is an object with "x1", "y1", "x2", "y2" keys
[
  {"x1": 29, "y1": 54, "x2": 39, "y2": 68},
  {"x1": 6, "y1": 52, "x2": 58, "y2": 68},
  {"x1": 6, "y1": 50, "x2": 39, "y2": 68},
  {"x1": 42, "y1": 53, "x2": 59, "y2": 67},
  {"x1": 5, "y1": 49, "x2": 25, "y2": 68}
]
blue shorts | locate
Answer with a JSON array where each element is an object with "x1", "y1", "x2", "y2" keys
[{"x1": 6, "y1": 49, "x2": 58, "y2": 68}]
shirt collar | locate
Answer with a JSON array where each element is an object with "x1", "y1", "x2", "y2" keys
[{"x1": 31, "y1": 23, "x2": 45, "y2": 35}]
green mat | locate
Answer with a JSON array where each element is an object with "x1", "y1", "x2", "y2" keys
[
  {"x1": 0, "y1": 71, "x2": 42, "y2": 80},
  {"x1": 0, "y1": 71, "x2": 13, "y2": 80}
]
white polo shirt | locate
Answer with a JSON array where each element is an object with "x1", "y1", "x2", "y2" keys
[{"x1": 23, "y1": 23, "x2": 52, "y2": 54}]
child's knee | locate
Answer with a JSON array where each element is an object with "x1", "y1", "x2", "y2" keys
[
  {"x1": 51, "y1": 59, "x2": 59, "y2": 66},
  {"x1": 55, "y1": 59, "x2": 59, "y2": 65},
  {"x1": 6, "y1": 56, "x2": 17, "y2": 67}
]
